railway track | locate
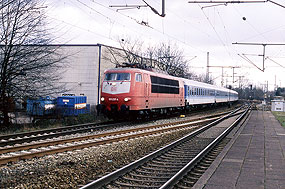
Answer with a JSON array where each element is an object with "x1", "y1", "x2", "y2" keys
[
  {"x1": 0, "y1": 109, "x2": 237, "y2": 148},
  {"x1": 0, "y1": 109, "x2": 243, "y2": 165},
  {"x1": 80, "y1": 106, "x2": 250, "y2": 189}
]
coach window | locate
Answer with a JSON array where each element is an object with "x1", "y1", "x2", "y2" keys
[{"x1": 135, "y1": 73, "x2": 142, "y2": 82}]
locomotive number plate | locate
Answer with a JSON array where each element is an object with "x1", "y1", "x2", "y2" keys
[{"x1": 109, "y1": 98, "x2": 118, "y2": 101}]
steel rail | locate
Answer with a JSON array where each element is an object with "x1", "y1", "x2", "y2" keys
[
  {"x1": 0, "y1": 116, "x2": 220, "y2": 165},
  {"x1": 80, "y1": 107, "x2": 243, "y2": 189},
  {"x1": 0, "y1": 122, "x2": 119, "y2": 146},
  {"x1": 0, "y1": 109, "x2": 244, "y2": 164},
  {"x1": 0, "y1": 109, "x2": 237, "y2": 148},
  {"x1": 0, "y1": 122, "x2": 114, "y2": 140},
  {"x1": 159, "y1": 105, "x2": 251, "y2": 188},
  {"x1": 0, "y1": 116, "x2": 218, "y2": 155},
  {"x1": 0, "y1": 110, "x2": 243, "y2": 155},
  {"x1": 0, "y1": 110, "x2": 234, "y2": 147}
]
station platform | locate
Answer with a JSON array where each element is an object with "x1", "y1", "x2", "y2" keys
[{"x1": 194, "y1": 110, "x2": 285, "y2": 189}]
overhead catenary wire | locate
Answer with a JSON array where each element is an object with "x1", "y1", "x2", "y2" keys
[
  {"x1": 199, "y1": 5, "x2": 235, "y2": 63},
  {"x1": 88, "y1": 0, "x2": 204, "y2": 52},
  {"x1": 45, "y1": 0, "x2": 285, "y2": 88}
]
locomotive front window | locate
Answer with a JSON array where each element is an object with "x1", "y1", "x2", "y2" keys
[{"x1": 105, "y1": 73, "x2": 130, "y2": 81}]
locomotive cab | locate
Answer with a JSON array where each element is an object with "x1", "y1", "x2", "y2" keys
[{"x1": 98, "y1": 68, "x2": 144, "y2": 118}]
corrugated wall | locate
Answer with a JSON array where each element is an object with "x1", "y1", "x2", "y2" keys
[{"x1": 58, "y1": 45, "x2": 115, "y2": 109}]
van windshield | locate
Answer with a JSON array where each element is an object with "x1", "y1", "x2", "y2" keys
[{"x1": 104, "y1": 73, "x2": 130, "y2": 81}]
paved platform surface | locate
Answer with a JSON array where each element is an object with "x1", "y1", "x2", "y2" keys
[{"x1": 194, "y1": 110, "x2": 285, "y2": 189}]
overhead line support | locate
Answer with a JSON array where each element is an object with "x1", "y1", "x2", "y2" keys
[
  {"x1": 188, "y1": 0, "x2": 285, "y2": 8},
  {"x1": 233, "y1": 42, "x2": 285, "y2": 72}
]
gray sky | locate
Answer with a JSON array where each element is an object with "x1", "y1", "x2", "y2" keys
[{"x1": 46, "y1": 0, "x2": 285, "y2": 90}]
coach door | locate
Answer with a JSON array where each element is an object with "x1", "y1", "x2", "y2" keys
[{"x1": 144, "y1": 74, "x2": 149, "y2": 108}]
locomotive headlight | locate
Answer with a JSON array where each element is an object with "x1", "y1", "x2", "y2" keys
[
  {"x1": 124, "y1": 97, "x2": 131, "y2": 102},
  {"x1": 101, "y1": 97, "x2": 105, "y2": 102}
]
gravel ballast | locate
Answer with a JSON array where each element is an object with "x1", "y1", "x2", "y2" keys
[{"x1": 0, "y1": 127, "x2": 198, "y2": 188}]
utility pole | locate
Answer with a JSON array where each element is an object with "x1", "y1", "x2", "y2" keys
[
  {"x1": 233, "y1": 67, "x2": 235, "y2": 85},
  {"x1": 207, "y1": 66, "x2": 240, "y2": 86},
  {"x1": 275, "y1": 75, "x2": 276, "y2": 91},
  {"x1": 238, "y1": 76, "x2": 245, "y2": 89},
  {"x1": 221, "y1": 67, "x2": 224, "y2": 87},
  {"x1": 206, "y1": 52, "x2": 209, "y2": 83}
]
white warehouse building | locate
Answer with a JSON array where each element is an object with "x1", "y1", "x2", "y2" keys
[{"x1": 58, "y1": 44, "x2": 103, "y2": 107}]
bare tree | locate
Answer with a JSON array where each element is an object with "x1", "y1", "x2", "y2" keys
[
  {"x1": 145, "y1": 42, "x2": 190, "y2": 77},
  {"x1": 195, "y1": 73, "x2": 214, "y2": 84},
  {"x1": 104, "y1": 38, "x2": 197, "y2": 80},
  {"x1": 0, "y1": 0, "x2": 65, "y2": 126},
  {"x1": 103, "y1": 37, "x2": 144, "y2": 67}
]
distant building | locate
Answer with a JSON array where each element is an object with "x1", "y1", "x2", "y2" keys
[{"x1": 271, "y1": 97, "x2": 285, "y2": 112}]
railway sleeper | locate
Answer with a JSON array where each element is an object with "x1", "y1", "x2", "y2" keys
[
  {"x1": 176, "y1": 183, "x2": 194, "y2": 189},
  {"x1": 166, "y1": 151, "x2": 199, "y2": 156},
  {"x1": 129, "y1": 172, "x2": 170, "y2": 179},
  {"x1": 160, "y1": 154, "x2": 193, "y2": 160},
  {"x1": 112, "y1": 180, "x2": 159, "y2": 188},
  {"x1": 162, "y1": 153, "x2": 195, "y2": 158},
  {"x1": 151, "y1": 160, "x2": 187, "y2": 166},
  {"x1": 187, "y1": 171, "x2": 201, "y2": 178},
  {"x1": 195, "y1": 165, "x2": 208, "y2": 170},
  {"x1": 146, "y1": 162, "x2": 184, "y2": 169},
  {"x1": 140, "y1": 165, "x2": 181, "y2": 172},
  {"x1": 181, "y1": 177, "x2": 197, "y2": 185},
  {"x1": 209, "y1": 151, "x2": 219, "y2": 155},
  {"x1": 205, "y1": 154, "x2": 217, "y2": 159},
  {"x1": 153, "y1": 157, "x2": 190, "y2": 164},
  {"x1": 192, "y1": 167, "x2": 206, "y2": 174},
  {"x1": 201, "y1": 159, "x2": 213, "y2": 164},
  {"x1": 135, "y1": 169, "x2": 175, "y2": 176},
  {"x1": 122, "y1": 175, "x2": 168, "y2": 183}
]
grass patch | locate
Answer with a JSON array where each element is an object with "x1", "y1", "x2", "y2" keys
[{"x1": 272, "y1": 111, "x2": 285, "y2": 127}]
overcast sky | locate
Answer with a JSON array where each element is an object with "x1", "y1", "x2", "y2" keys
[{"x1": 45, "y1": 0, "x2": 285, "y2": 91}]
